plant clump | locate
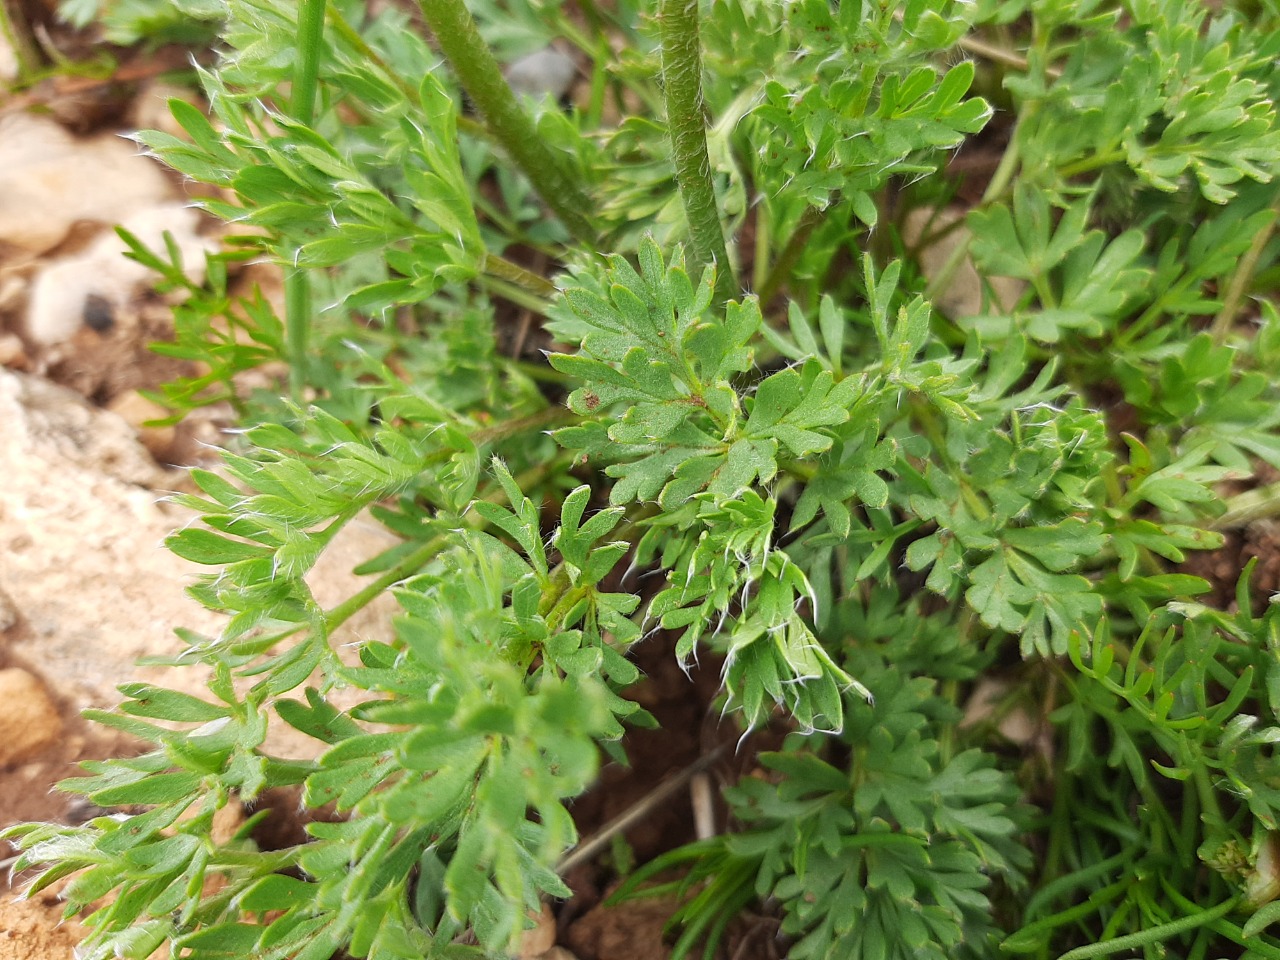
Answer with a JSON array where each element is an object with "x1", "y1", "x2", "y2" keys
[{"x1": 6, "y1": 0, "x2": 1280, "y2": 957}]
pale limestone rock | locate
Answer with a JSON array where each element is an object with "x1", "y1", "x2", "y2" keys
[
  {"x1": 0, "y1": 894, "x2": 89, "y2": 960},
  {"x1": 519, "y1": 904, "x2": 558, "y2": 957},
  {"x1": 0, "y1": 583, "x2": 16, "y2": 633},
  {"x1": 0, "y1": 332, "x2": 26, "y2": 369},
  {"x1": 506, "y1": 47, "x2": 577, "y2": 102},
  {"x1": 0, "y1": 369, "x2": 397, "y2": 759},
  {"x1": 108, "y1": 390, "x2": 178, "y2": 462},
  {"x1": 24, "y1": 203, "x2": 214, "y2": 346},
  {"x1": 0, "y1": 113, "x2": 173, "y2": 255}
]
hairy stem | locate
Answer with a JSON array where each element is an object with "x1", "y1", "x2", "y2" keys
[
  {"x1": 284, "y1": 0, "x2": 327, "y2": 401},
  {"x1": 418, "y1": 0, "x2": 597, "y2": 246},
  {"x1": 659, "y1": 0, "x2": 736, "y2": 305},
  {"x1": 479, "y1": 276, "x2": 553, "y2": 314},
  {"x1": 1056, "y1": 896, "x2": 1239, "y2": 960},
  {"x1": 324, "y1": 412, "x2": 570, "y2": 634},
  {"x1": 325, "y1": 533, "x2": 449, "y2": 632}
]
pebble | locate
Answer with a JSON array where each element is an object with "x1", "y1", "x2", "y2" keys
[
  {"x1": 0, "y1": 668, "x2": 63, "y2": 768},
  {"x1": 108, "y1": 390, "x2": 177, "y2": 462},
  {"x1": 0, "y1": 585, "x2": 16, "y2": 632},
  {"x1": 505, "y1": 47, "x2": 577, "y2": 102},
  {"x1": 24, "y1": 203, "x2": 214, "y2": 346},
  {"x1": 0, "y1": 113, "x2": 173, "y2": 255}
]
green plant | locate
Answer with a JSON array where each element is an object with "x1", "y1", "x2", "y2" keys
[{"x1": 7, "y1": 0, "x2": 1280, "y2": 957}]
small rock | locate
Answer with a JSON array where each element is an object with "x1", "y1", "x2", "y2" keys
[
  {"x1": 24, "y1": 203, "x2": 214, "y2": 346},
  {"x1": 520, "y1": 904, "x2": 557, "y2": 957},
  {"x1": 0, "y1": 113, "x2": 174, "y2": 255},
  {"x1": 1, "y1": 368, "x2": 163, "y2": 487},
  {"x1": 903, "y1": 206, "x2": 1024, "y2": 319},
  {"x1": 0, "y1": 668, "x2": 63, "y2": 768},
  {"x1": 0, "y1": 895, "x2": 89, "y2": 960},
  {"x1": 108, "y1": 390, "x2": 177, "y2": 462},
  {"x1": 63, "y1": 796, "x2": 110, "y2": 824},
  {"x1": 961, "y1": 677, "x2": 1042, "y2": 749},
  {"x1": 24, "y1": 258, "x2": 103, "y2": 346},
  {"x1": 506, "y1": 47, "x2": 577, "y2": 102},
  {"x1": 82, "y1": 294, "x2": 115, "y2": 332},
  {"x1": 0, "y1": 273, "x2": 25, "y2": 311},
  {"x1": 211, "y1": 798, "x2": 246, "y2": 845},
  {"x1": 0, "y1": 368, "x2": 400, "y2": 761},
  {"x1": 0, "y1": 332, "x2": 27, "y2": 369},
  {"x1": 0, "y1": 584, "x2": 17, "y2": 632}
]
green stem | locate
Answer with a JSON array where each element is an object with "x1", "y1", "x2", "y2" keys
[
  {"x1": 1033, "y1": 273, "x2": 1059, "y2": 310},
  {"x1": 418, "y1": 0, "x2": 597, "y2": 246},
  {"x1": 956, "y1": 32, "x2": 1033, "y2": 72},
  {"x1": 1191, "y1": 760, "x2": 1226, "y2": 838},
  {"x1": 474, "y1": 404, "x2": 576, "y2": 442},
  {"x1": 1023, "y1": 852, "x2": 1133, "y2": 923},
  {"x1": 293, "y1": 0, "x2": 326, "y2": 125},
  {"x1": 323, "y1": 412, "x2": 571, "y2": 633},
  {"x1": 1055, "y1": 896, "x2": 1239, "y2": 960},
  {"x1": 1058, "y1": 148, "x2": 1126, "y2": 180},
  {"x1": 1211, "y1": 201, "x2": 1279, "y2": 343},
  {"x1": 284, "y1": 267, "x2": 310, "y2": 401},
  {"x1": 483, "y1": 253, "x2": 559, "y2": 300},
  {"x1": 284, "y1": 0, "x2": 328, "y2": 402},
  {"x1": 758, "y1": 203, "x2": 825, "y2": 307},
  {"x1": 479, "y1": 276, "x2": 553, "y2": 315},
  {"x1": 1003, "y1": 880, "x2": 1131, "y2": 954},
  {"x1": 511, "y1": 359, "x2": 575, "y2": 385},
  {"x1": 752, "y1": 202, "x2": 771, "y2": 293},
  {"x1": 659, "y1": 0, "x2": 735, "y2": 306},
  {"x1": 1162, "y1": 881, "x2": 1280, "y2": 959}
]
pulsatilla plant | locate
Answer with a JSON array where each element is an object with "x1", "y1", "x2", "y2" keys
[{"x1": 7, "y1": 0, "x2": 1280, "y2": 957}]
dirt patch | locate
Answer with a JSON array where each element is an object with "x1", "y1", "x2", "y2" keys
[
  {"x1": 565, "y1": 894, "x2": 680, "y2": 960},
  {"x1": 1181, "y1": 520, "x2": 1280, "y2": 614},
  {"x1": 0, "y1": 892, "x2": 89, "y2": 960},
  {"x1": 0, "y1": 708, "x2": 138, "y2": 860}
]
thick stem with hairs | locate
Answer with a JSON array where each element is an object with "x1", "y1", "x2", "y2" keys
[
  {"x1": 659, "y1": 0, "x2": 736, "y2": 306},
  {"x1": 419, "y1": 0, "x2": 597, "y2": 246},
  {"x1": 284, "y1": 0, "x2": 328, "y2": 400}
]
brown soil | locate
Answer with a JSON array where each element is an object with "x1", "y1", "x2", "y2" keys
[
  {"x1": 0, "y1": 893, "x2": 90, "y2": 960},
  {"x1": 1181, "y1": 523, "x2": 1280, "y2": 613}
]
